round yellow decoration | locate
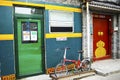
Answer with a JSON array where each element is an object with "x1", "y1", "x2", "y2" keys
[{"x1": 95, "y1": 40, "x2": 106, "y2": 58}]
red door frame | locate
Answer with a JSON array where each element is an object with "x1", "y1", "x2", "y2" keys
[{"x1": 93, "y1": 14, "x2": 113, "y2": 61}]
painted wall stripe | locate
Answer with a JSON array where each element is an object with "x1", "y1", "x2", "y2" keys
[
  {"x1": 0, "y1": 1, "x2": 12, "y2": 6},
  {"x1": 45, "y1": 33, "x2": 82, "y2": 38},
  {"x1": 13, "y1": 1, "x2": 45, "y2": 7},
  {"x1": 0, "y1": 1, "x2": 81, "y2": 12},
  {"x1": 0, "y1": 34, "x2": 14, "y2": 40},
  {"x1": 45, "y1": 5, "x2": 81, "y2": 12},
  {"x1": 0, "y1": 1, "x2": 45, "y2": 7},
  {"x1": 0, "y1": 33, "x2": 82, "y2": 40}
]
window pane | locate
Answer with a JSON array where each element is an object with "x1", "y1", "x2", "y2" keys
[
  {"x1": 51, "y1": 27, "x2": 72, "y2": 32},
  {"x1": 49, "y1": 10, "x2": 74, "y2": 32},
  {"x1": 15, "y1": 7, "x2": 43, "y2": 15},
  {"x1": 22, "y1": 21, "x2": 38, "y2": 43}
]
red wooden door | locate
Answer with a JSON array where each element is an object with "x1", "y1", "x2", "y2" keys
[{"x1": 93, "y1": 14, "x2": 112, "y2": 60}]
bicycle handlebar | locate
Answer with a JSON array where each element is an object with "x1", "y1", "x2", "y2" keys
[
  {"x1": 56, "y1": 47, "x2": 84, "y2": 54},
  {"x1": 65, "y1": 47, "x2": 70, "y2": 49},
  {"x1": 56, "y1": 47, "x2": 70, "y2": 51},
  {"x1": 77, "y1": 50, "x2": 84, "y2": 53}
]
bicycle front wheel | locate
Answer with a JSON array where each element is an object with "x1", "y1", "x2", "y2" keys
[
  {"x1": 55, "y1": 63, "x2": 68, "y2": 77},
  {"x1": 81, "y1": 59, "x2": 91, "y2": 71}
]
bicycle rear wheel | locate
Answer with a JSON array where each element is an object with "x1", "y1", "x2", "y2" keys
[
  {"x1": 55, "y1": 63, "x2": 68, "y2": 77},
  {"x1": 81, "y1": 59, "x2": 91, "y2": 71}
]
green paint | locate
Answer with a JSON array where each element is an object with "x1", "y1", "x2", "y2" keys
[{"x1": 17, "y1": 19, "x2": 43, "y2": 76}]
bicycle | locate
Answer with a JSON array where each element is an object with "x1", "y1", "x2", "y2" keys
[{"x1": 55, "y1": 47, "x2": 91, "y2": 77}]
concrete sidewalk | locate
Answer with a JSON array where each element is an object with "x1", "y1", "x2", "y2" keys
[
  {"x1": 18, "y1": 74, "x2": 51, "y2": 80},
  {"x1": 91, "y1": 59, "x2": 120, "y2": 76},
  {"x1": 19, "y1": 59, "x2": 120, "y2": 80},
  {"x1": 81, "y1": 72, "x2": 120, "y2": 80},
  {"x1": 80, "y1": 59, "x2": 120, "y2": 80}
]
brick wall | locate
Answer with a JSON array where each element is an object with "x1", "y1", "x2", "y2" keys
[{"x1": 118, "y1": 14, "x2": 120, "y2": 58}]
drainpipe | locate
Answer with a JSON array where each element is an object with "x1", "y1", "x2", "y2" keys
[{"x1": 86, "y1": 1, "x2": 91, "y2": 58}]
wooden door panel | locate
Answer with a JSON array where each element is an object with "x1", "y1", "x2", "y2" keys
[{"x1": 93, "y1": 14, "x2": 111, "y2": 60}]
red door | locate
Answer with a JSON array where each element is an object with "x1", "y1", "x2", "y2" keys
[{"x1": 93, "y1": 14, "x2": 112, "y2": 61}]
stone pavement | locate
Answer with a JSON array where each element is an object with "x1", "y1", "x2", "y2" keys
[
  {"x1": 80, "y1": 72, "x2": 120, "y2": 80},
  {"x1": 19, "y1": 59, "x2": 120, "y2": 80},
  {"x1": 18, "y1": 74, "x2": 51, "y2": 80},
  {"x1": 91, "y1": 59, "x2": 120, "y2": 76}
]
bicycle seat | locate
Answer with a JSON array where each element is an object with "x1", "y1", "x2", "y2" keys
[
  {"x1": 77, "y1": 50, "x2": 84, "y2": 53},
  {"x1": 65, "y1": 47, "x2": 70, "y2": 49},
  {"x1": 56, "y1": 47, "x2": 70, "y2": 51}
]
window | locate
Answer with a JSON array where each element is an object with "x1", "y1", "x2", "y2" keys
[
  {"x1": 22, "y1": 21, "x2": 38, "y2": 43},
  {"x1": 49, "y1": 10, "x2": 74, "y2": 32},
  {"x1": 15, "y1": 7, "x2": 43, "y2": 15}
]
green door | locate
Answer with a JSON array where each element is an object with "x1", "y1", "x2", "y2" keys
[{"x1": 17, "y1": 19, "x2": 43, "y2": 76}]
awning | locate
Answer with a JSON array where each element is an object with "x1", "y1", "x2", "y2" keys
[{"x1": 89, "y1": 1, "x2": 120, "y2": 13}]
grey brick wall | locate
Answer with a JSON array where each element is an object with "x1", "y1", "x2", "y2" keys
[
  {"x1": 82, "y1": 3, "x2": 120, "y2": 59},
  {"x1": 82, "y1": 6, "x2": 93, "y2": 58},
  {"x1": 118, "y1": 14, "x2": 120, "y2": 58},
  {"x1": 112, "y1": 15, "x2": 119, "y2": 59}
]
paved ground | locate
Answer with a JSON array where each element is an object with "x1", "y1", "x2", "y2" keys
[
  {"x1": 19, "y1": 59, "x2": 120, "y2": 80},
  {"x1": 18, "y1": 74, "x2": 51, "y2": 80},
  {"x1": 80, "y1": 59, "x2": 120, "y2": 80},
  {"x1": 81, "y1": 72, "x2": 120, "y2": 80},
  {"x1": 92, "y1": 59, "x2": 120, "y2": 76}
]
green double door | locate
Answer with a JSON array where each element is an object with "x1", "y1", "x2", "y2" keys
[{"x1": 16, "y1": 18, "x2": 44, "y2": 77}]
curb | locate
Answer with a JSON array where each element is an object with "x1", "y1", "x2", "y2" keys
[{"x1": 96, "y1": 70, "x2": 120, "y2": 76}]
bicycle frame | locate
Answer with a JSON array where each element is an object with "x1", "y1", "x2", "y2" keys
[
  {"x1": 55, "y1": 47, "x2": 91, "y2": 77},
  {"x1": 63, "y1": 48, "x2": 81, "y2": 69}
]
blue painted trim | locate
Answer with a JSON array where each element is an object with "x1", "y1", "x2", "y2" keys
[
  {"x1": 46, "y1": 38, "x2": 82, "y2": 68},
  {"x1": 45, "y1": 10, "x2": 49, "y2": 33},
  {"x1": 74, "y1": 12, "x2": 82, "y2": 32},
  {"x1": 0, "y1": 6, "x2": 13, "y2": 34},
  {"x1": 0, "y1": 41, "x2": 15, "y2": 76}
]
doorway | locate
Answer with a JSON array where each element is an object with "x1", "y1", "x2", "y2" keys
[
  {"x1": 14, "y1": 6, "x2": 45, "y2": 78},
  {"x1": 93, "y1": 14, "x2": 112, "y2": 60}
]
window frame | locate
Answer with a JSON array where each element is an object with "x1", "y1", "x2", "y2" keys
[{"x1": 49, "y1": 10, "x2": 74, "y2": 33}]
